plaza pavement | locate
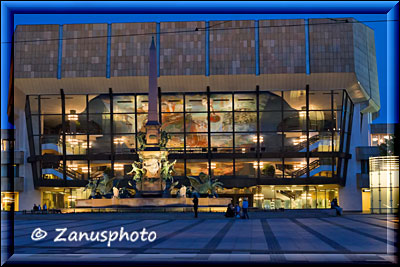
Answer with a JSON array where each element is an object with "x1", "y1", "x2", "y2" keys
[{"x1": 1, "y1": 212, "x2": 398, "y2": 264}]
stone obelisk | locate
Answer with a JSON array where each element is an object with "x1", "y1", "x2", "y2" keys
[{"x1": 145, "y1": 36, "x2": 160, "y2": 146}]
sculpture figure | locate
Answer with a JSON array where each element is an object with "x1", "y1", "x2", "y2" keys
[
  {"x1": 127, "y1": 161, "x2": 146, "y2": 182},
  {"x1": 96, "y1": 173, "x2": 116, "y2": 196},
  {"x1": 137, "y1": 132, "x2": 147, "y2": 150},
  {"x1": 159, "y1": 130, "x2": 171, "y2": 149},
  {"x1": 113, "y1": 187, "x2": 119, "y2": 199},
  {"x1": 187, "y1": 172, "x2": 224, "y2": 197}
]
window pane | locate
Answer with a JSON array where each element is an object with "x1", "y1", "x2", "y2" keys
[
  {"x1": 235, "y1": 159, "x2": 256, "y2": 178},
  {"x1": 234, "y1": 93, "x2": 256, "y2": 111},
  {"x1": 235, "y1": 112, "x2": 256, "y2": 132},
  {"x1": 137, "y1": 114, "x2": 148, "y2": 132},
  {"x1": 161, "y1": 113, "x2": 183, "y2": 132},
  {"x1": 166, "y1": 134, "x2": 184, "y2": 150},
  {"x1": 186, "y1": 160, "x2": 208, "y2": 176},
  {"x1": 309, "y1": 111, "x2": 333, "y2": 131},
  {"x1": 211, "y1": 133, "x2": 233, "y2": 149},
  {"x1": 283, "y1": 90, "x2": 306, "y2": 110},
  {"x1": 88, "y1": 94, "x2": 111, "y2": 113},
  {"x1": 173, "y1": 160, "x2": 185, "y2": 176},
  {"x1": 66, "y1": 135, "x2": 88, "y2": 155},
  {"x1": 212, "y1": 160, "x2": 233, "y2": 176},
  {"x1": 235, "y1": 133, "x2": 257, "y2": 153},
  {"x1": 90, "y1": 161, "x2": 112, "y2": 179},
  {"x1": 41, "y1": 135, "x2": 62, "y2": 155},
  {"x1": 333, "y1": 90, "x2": 344, "y2": 110},
  {"x1": 42, "y1": 115, "x2": 62, "y2": 135},
  {"x1": 90, "y1": 135, "x2": 111, "y2": 154},
  {"x1": 282, "y1": 111, "x2": 305, "y2": 131},
  {"x1": 185, "y1": 93, "x2": 207, "y2": 112},
  {"x1": 309, "y1": 91, "x2": 331, "y2": 110},
  {"x1": 161, "y1": 94, "x2": 183, "y2": 112},
  {"x1": 283, "y1": 132, "x2": 307, "y2": 152},
  {"x1": 42, "y1": 160, "x2": 63, "y2": 180},
  {"x1": 185, "y1": 113, "x2": 208, "y2": 132},
  {"x1": 114, "y1": 134, "x2": 136, "y2": 154},
  {"x1": 261, "y1": 159, "x2": 283, "y2": 178},
  {"x1": 259, "y1": 91, "x2": 282, "y2": 111},
  {"x1": 210, "y1": 94, "x2": 232, "y2": 111},
  {"x1": 261, "y1": 133, "x2": 282, "y2": 152},
  {"x1": 113, "y1": 95, "x2": 135, "y2": 113},
  {"x1": 186, "y1": 134, "x2": 208, "y2": 151},
  {"x1": 114, "y1": 113, "x2": 135, "y2": 133},
  {"x1": 211, "y1": 112, "x2": 232, "y2": 132},
  {"x1": 136, "y1": 95, "x2": 149, "y2": 113},
  {"x1": 88, "y1": 114, "x2": 111, "y2": 134},
  {"x1": 65, "y1": 95, "x2": 87, "y2": 115},
  {"x1": 66, "y1": 160, "x2": 88, "y2": 180},
  {"x1": 66, "y1": 114, "x2": 87, "y2": 134},
  {"x1": 40, "y1": 95, "x2": 61, "y2": 114},
  {"x1": 260, "y1": 112, "x2": 281, "y2": 131},
  {"x1": 29, "y1": 96, "x2": 39, "y2": 114},
  {"x1": 114, "y1": 161, "x2": 133, "y2": 179}
]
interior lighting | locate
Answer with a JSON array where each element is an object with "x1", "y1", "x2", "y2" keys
[
  {"x1": 67, "y1": 110, "x2": 78, "y2": 121},
  {"x1": 254, "y1": 193, "x2": 264, "y2": 200},
  {"x1": 82, "y1": 142, "x2": 92, "y2": 148},
  {"x1": 114, "y1": 138, "x2": 124, "y2": 145},
  {"x1": 114, "y1": 164, "x2": 124, "y2": 171},
  {"x1": 81, "y1": 167, "x2": 89, "y2": 173},
  {"x1": 384, "y1": 136, "x2": 389, "y2": 140}
]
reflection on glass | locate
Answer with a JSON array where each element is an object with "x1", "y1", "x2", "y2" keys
[
  {"x1": 210, "y1": 94, "x2": 232, "y2": 111},
  {"x1": 260, "y1": 133, "x2": 282, "y2": 152},
  {"x1": 41, "y1": 135, "x2": 62, "y2": 155},
  {"x1": 259, "y1": 91, "x2": 282, "y2": 111},
  {"x1": 186, "y1": 160, "x2": 208, "y2": 176},
  {"x1": 281, "y1": 111, "x2": 305, "y2": 131},
  {"x1": 90, "y1": 135, "x2": 111, "y2": 154},
  {"x1": 235, "y1": 112, "x2": 257, "y2": 132},
  {"x1": 235, "y1": 133, "x2": 256, "y2": 153},
  {"x1": 185, "y1": 94, "x2": 207, "y2": 112},
  {"x1": 161, "y1": 94, "x2": 183, "y2": 112},
  {"x1": 88, "y1": 114, "x2": 111, "y2": 134},
  {"x1": 212, "y1": 160, "x2": 233, "y2": 176},
  {"x1": 211, "y1": 134, "x2": 233, "y2": 150},
  {"x1": 186, "y1": 134, "x2": 208, "y2": 150},
  {"x1": 161, "y1": 113, "x2": 184, "y2": 132},
  {"x1": 114, "y1": 161, "x2": 132, "y2": 179},
  {"x1": 173, "y1": 160, "x2": 185, "y2": 176},
  {"x1": 167, "y1": 134, "x2": 184, "y2": 149},
  {"x1": 137, "y1": 114, "x2": 148, "y2": 133},
  {"x1": 333, "y1": 91, "x2": 344, "y2": 110},
  {"x1": 210, "y1": 113, "x2": 232, "y2": 132},
  {"x1": 113, "y1": 95, "x2": 135, "y2": 113},
  {"x1": 309, "y1": 111, "x2": 332, "y2": 131},
  {"x1": 136, "y1": 95, "x2": 148, "y2": 113},
  {"x1": 259, "y1": 112, "x2": 281, "y2": 131},
  {"x1": 114, "y1": 135, "x2": 136, "y2": 153},
  {"x1": 234, "y1": 94, "x2": 256, "y2": 111},
  {"x1": 114, "y1": 114, "x2": 135, "y2": 133},
  {"x1": 88, "y1": 94, "x2": 111, "y2": 113},
  {"x1": 185, "y1": 113, "x2": 208, "y2": 132}
]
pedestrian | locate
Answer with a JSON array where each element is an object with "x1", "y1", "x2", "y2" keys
[
  {"x1": 193, "y1": 194, "x2": 199, "y2": 218},
  {"x1": 224, "y1": 203, "x2": 235, "y2": 217},
  {"x1": 234, "y1": 202, "x2": 241, "y2": 218},
  {"x1": 38, "y1": 204, "x2": 41, "y2": 211},
  {"x1": 242, "y1": 197, "x2": 249, "y2": 219},
  {"x1": 33, "y1": 204, "x2": 38, "y2": 212},
  {"x1": 43, "y1": 203, "x2": 47, "y2": 211}
]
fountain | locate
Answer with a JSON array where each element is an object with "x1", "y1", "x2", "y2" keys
[{"x1": 76, "y1": 37, "x2": 231, "y2": 209}]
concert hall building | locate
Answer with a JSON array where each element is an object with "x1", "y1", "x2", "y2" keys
[{"x1": 3, "y1": 18, "x2": 381, "y2": 212}]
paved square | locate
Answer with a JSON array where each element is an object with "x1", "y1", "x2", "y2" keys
[{"x1": 1, "y1": 213, "x2": 398, "y2": 264}]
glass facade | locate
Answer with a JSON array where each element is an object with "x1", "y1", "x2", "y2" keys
[{"x1": 26, "y1": 89, "x2": 353, "y2": 185}]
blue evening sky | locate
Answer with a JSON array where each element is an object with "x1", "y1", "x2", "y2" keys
[{"x1": 14, "y1": 13, "x2": 389, "y2": 123}]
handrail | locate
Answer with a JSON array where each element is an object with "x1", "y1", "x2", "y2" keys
[{"x1": 290, "y1": 159, "x2": 320, "y2": 178}]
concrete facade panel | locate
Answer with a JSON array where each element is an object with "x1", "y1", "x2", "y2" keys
[
  {"x1": 14, "y1": 25, "x2": 59, "y2": 78},
  {"x1": 259, "y1": 19, "x2": 306, "y2": 74}
]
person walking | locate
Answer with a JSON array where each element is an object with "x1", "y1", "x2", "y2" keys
[
  {"x1": 234, "y1": 202, "x2": 241, "y2": 218},
  {"x1": 242, "y1": 197, "x2": 249, "y2": 219},
  {"x1": 193, "y1": 195, "x2": 199, "y2": 218}
]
